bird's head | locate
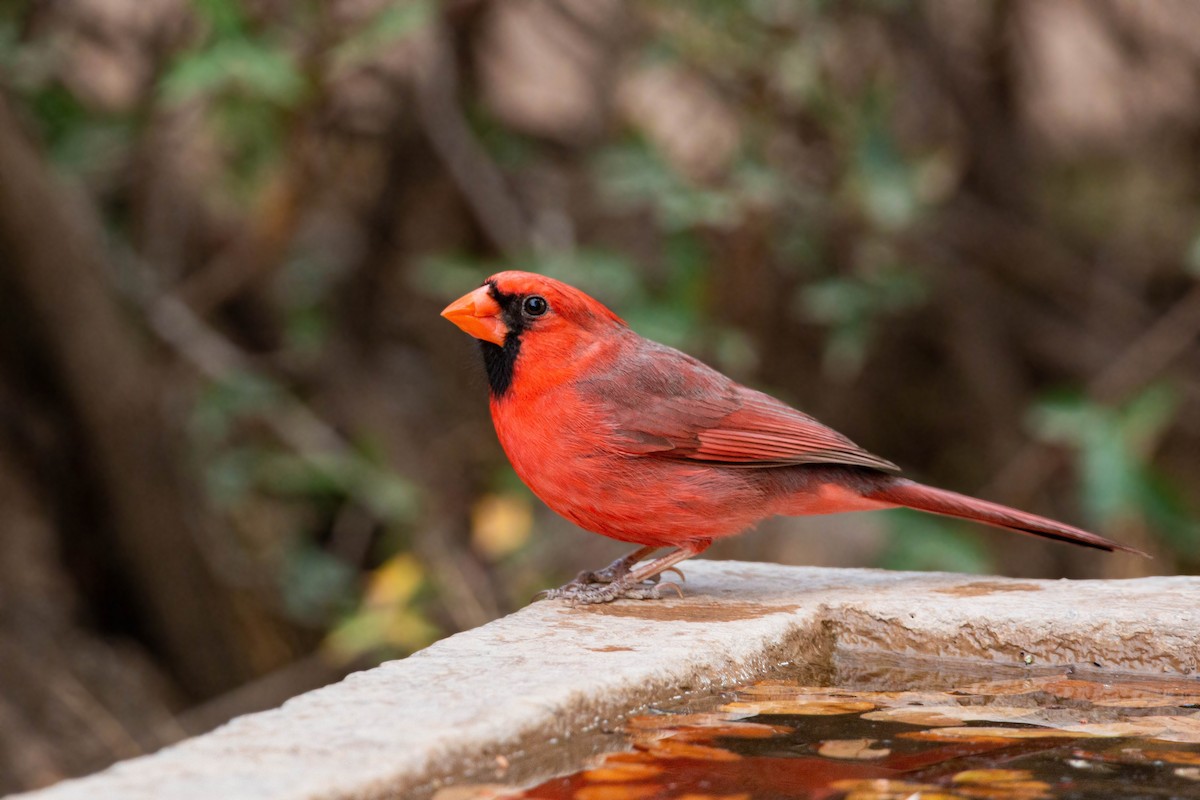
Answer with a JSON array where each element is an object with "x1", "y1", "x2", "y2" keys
[{"x1": 441, "y1": 271, "x2": 626, "y2": 397}]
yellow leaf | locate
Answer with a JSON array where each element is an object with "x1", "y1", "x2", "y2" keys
[
  {"x1": 472, "y1": 493, "x2": 533, "y2": 559},
  {"x1": 626, "y1": 712, "x2": 739, "y2": 730},
  {"x1": 817, "y1": 738, "x2": 890, "y2": 760},
  {"x1": 829, "y1": 778, "x2": 949, "y2": 797},
  {"x1": 721, "y1": 699, "x2": 875, "y2": 716},
  {"x1": 670, "y1": 723, "x2": 790, "y2": 741},
  {"x1": 861, "y1": 705, "x2": 1038, "y2": 727},
  {"x1": 365, "y1": 553, "x2": 424, "y2": 607},
  {"x1": 574, "y1": 784, "x2": 659, "y2": 800},
  {"x1": 582, "y1": 763, "x2": 664, "y2": 782},
  {"x1": 952, "y1": 769, "x2": 1035, "y2": 783},
  {"x1": 627, "y1": 713, "x2": 787, "y2": 738},
  {"x1": 383, "y1": 609, "x2": 439, "y2": 651},
  {"x1": 902, "y1": 727, "x2": 1090, "y2": 742},
  {"x1": 644, "y1": 738, "x2": 741, "y2": 761},
  {"x1": 323, "y1": 554, "x2": 436, "y2": 659}
]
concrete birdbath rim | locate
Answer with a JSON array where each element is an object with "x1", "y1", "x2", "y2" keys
[{"x1": 12, "y1": 561, "x2": 1199, "y2": 800}]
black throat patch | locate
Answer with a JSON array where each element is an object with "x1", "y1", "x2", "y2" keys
[{"x1": 479, "y1": 283, "x2": 525, "y2": 398}]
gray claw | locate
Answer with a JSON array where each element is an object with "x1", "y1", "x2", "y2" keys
[
  {"x1": 571, "y1": 569, "x2": 600, "y2": 585},
  {"x1": 535, "y1": 576, "x2": 686, "y2": 605},
  {"x1": 655, "y1": 581, "x2": 684, "y2": 599},
  {"x1": 662, "y1": 566, "x2": 687, "y2": 583}
]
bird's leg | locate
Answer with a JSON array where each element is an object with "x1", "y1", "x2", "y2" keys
[
  {"x1": 534, "y1": 546, "x2": 658, "y2": 601},
  {"x1": 537, "y1": 541, "x2": 709, "y2": 604},
  {"x1": 570, "y1": 545, "x2": 658, "y2": 586}
]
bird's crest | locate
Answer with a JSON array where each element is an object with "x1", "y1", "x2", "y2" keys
[{"x1": 485, "y1": 271, "x2": 626, "y2": 328}]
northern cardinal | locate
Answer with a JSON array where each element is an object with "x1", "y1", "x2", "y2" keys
[{"x1": 442, "y1": 272, "x2": 1143, "y2": 603}]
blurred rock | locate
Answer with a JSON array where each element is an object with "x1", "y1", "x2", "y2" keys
[
  {"x1": 477, "y1": 0, "x2": 622, "y2": 144},
  {"x1": 616, "y1": 63, "x2": 741, "y2": 182},
  {"x1": 47, "y1": 0, "x2": 190, "y2": 112},
  {"x1": 1019, "y1": 0, "x2": 1200, "y2": 154}
]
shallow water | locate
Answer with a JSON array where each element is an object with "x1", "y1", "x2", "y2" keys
[{"x1": 443, "y1": 654, "x2": 1200, "y2": 800}]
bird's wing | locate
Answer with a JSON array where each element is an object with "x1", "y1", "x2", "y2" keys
[{"x1": 582, "y1": 340, "x2": 900, "y2": 473}]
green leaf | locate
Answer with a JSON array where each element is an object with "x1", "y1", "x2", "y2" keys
[
  {"x1": 283, "y1": 305, "x2": 330, "y2": 356},
  {"x1": 419, "y1": 248, "x2": 646, "y2": 312},
  {"x1": 797, "y1": 265, "x2": 926, "y2": 379},
  {"x1": 416, "y1": 253, "x2": 494, "y2": 298},
  {"x1": 881, "y1": 510, "x2": 992, "y2": 574},
  {"x1": 1185, "y1": 231, "x2": 1200, "y2": 278},
  {"x1": 1079, "y1": 422, "x2": 1135, "y2": 524},
  {"x1": 255, "y1": 450, "x2": 419, "y2": 525},
  {"x1": 324, "y1": 553, "x2": 438, "y2": 660},
  {"x1": 1029, "y1": 386, "x2": 1181, "y2": 531},
  {"x1": 204, "y1": 446, "x2": 261, "y2": 507},
  {"x1": 331, "y1": 1, "x2": 434, "y2": 73},
  {"x1": 281, "y1": 543, "x2": 358, "y2": 624},
  {"x1": 1138, "y1": 475, "x2": 1200, "y2": 552},
  {"x1": 852, "y1": 91, "x2": 919, "y2": 230},
  {"x1": 192, "y1": 0, "x2": 249, "y2": 37},
  {"x1": 1120, "y1": 383, "x2": 1177, "y2": 456},
  {"x1": 593, "y1": 140, "x2": 740, "y2": 230},
  {"x1": 526, "y1": 249, "x2": 645, "y2": 307},
  {"x1": 358, "y1": 469, "x2": 420, "y2": 524},
  {"x1": 190, "y1": 371, "x2": 285, "y2": 443},
  {"x1": 162, "y1": 38, "x2": 305, "y2": 106}
]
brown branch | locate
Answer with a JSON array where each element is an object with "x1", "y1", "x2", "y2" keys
[
  {"x1": 1089, "y1": 281, "x2": 1200, "y2": 405},
  {"x1": 0, "y1": 93, "x2": 296, "y2": 697},
  {"x1": 147, "y1": 282, "x2": 505, "y2": 631},
  {"x1": 148, "y1": 290, "x2": 350, "y2": 457},
  {"x1": 172, "y1": 165, "x2": 311, "y2": 316},
  {"x1": 413, "y1": 24, "x2": 532, "y2": 257},
  {"x1": 982, "y1": 281, "x2": 1200, "y2": 548},
  {"x1": 169, "y1": 6, "x2": 336, "y2": 317}
]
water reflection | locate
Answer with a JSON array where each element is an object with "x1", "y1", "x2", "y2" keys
[{"x1": 443, "y1": 655, "x2": 1200, "y2": 800}]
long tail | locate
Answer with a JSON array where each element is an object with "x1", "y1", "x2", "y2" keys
[{"x1": 867, "y1": 478, "x2": 1147, "y2": 556}]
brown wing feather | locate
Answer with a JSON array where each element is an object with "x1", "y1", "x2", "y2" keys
[
  {"x1": 686, "y1": 389, "x2": 899, "y2": 471},
  {"x1": 584, "y1": 338, "x2": 899, "y2": 473}
]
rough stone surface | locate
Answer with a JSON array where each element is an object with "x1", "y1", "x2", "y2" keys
[{"x1": 13, "y1": 563, "x2": 1200, "y2": 800}]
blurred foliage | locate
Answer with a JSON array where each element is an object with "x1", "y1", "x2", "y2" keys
[
  {"x1": 325, "y1": 553, "x2": 437, "y2": 661},
  {"x1": 1, "y1": 1, "x2": 1198, "y2": 747},
  {"x1": 799, "y1": 264, "x2": 928, "y2": 379},
  {"x1": 594, "y1": 141, "x2": 774, "y2": 232},
  {"x1": 1032, "y1": 387, "x2": 1200, "y2": 552},
  {"x1": 880, "y1": 511, "x2": 991, "y2": 575},
  {"x1": 161, "y1": 0, "x2": 309, "y2": 198},
  {"x1": 190, "y1": 366, "x2": 422, "y2": 638}
]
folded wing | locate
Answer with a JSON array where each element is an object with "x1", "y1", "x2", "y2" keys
[{"x1": 582, "y1": 340, "x2": 899, "y2": 473}]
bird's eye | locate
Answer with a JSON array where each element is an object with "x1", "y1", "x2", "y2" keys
[{"x1": 522, "y1": 295, "x2": 548, "y2": 317}]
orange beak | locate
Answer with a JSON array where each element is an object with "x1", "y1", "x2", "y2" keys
[{"x1": 440, "y1": 286, "x2": 507, "y2": 346}]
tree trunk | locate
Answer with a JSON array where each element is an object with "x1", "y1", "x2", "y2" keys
[{"x1": 0, "y1": 95, "x2": 298, "y2": 698}]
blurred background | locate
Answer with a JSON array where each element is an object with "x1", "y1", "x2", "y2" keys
[{"x1": 1, "y1": 0, "x2": 1199, "y2": 791}]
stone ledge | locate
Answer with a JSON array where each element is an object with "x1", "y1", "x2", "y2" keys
[{"x1": 13, "y1": 563, "x2": 1199, "y2": 800}]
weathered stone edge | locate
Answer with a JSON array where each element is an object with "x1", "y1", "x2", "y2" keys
[{"x1": 10, "y1": 563, "x2": 1198, "y2": 800}]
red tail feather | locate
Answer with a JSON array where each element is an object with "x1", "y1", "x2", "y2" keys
[{"x1": 869, "y1": 479, "x2": 1148, "y2": 556}]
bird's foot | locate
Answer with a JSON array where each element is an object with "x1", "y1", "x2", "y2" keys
[
  {"x1": 569, "y1": 561, "x2": 686, "y2": 588},
  {"x1": 571, "y1": 565, "x2": 622, "y2": 586},
  {"x1": 534, "y1": 574, "x2": 684, "y2": 605}
]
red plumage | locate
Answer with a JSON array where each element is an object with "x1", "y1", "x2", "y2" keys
[{"x1": 442, "y1": 271, "x2": 1144, "y2": 603}]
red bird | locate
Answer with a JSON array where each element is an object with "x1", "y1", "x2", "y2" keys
[{"x1": 442, "y1": 272, "x2": 1143, "y2": 603}]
